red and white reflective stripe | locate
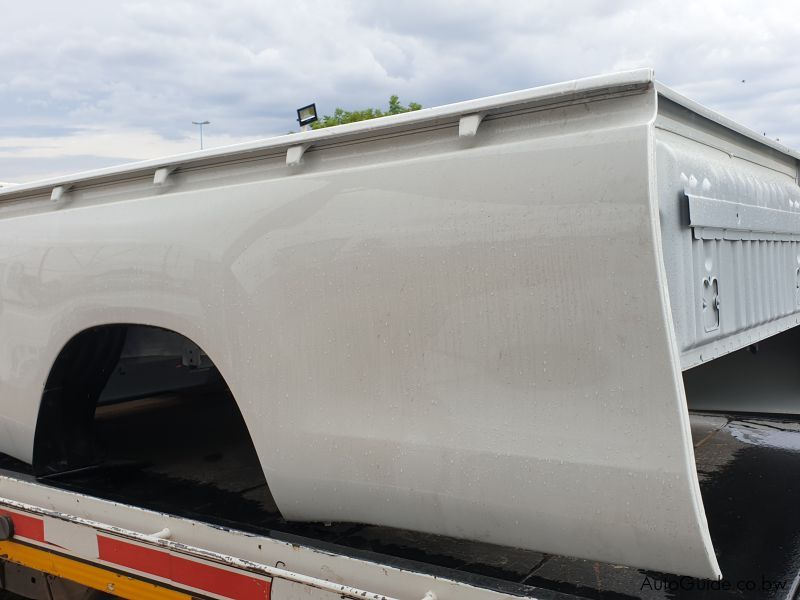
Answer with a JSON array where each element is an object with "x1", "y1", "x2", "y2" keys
[
  {"x1": 0, "y1": 508, "x2": 270, "y2": 599},
  {"x1": 98, "y1": 536, "x2": 270, "y2": 600},
  {"x1": 0, "y1": 497, "x2": 401, "y2": 600}
]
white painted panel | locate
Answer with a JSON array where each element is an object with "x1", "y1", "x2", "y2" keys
[
  {"x1": 45, "y1": 517, "x2": 99, "y2": 558},
  {"x1": 0, "y1": 77, "x2": 724, "y2": 578}
]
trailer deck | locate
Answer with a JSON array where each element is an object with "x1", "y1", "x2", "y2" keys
[{"x1": 2, "y1": 386, "x2": 800, "y2": 599}]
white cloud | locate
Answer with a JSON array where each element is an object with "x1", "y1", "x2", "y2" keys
[
  {"x1": 0, "y1": 128, "x2": 252, "y2": 160},
  {"x1": 2, "y1": 0, "x2": 799, "y2": 182}
]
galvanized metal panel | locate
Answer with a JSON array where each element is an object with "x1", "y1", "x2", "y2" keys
[{"x1": 654, "y1": 116, "x2": 800, "y2": 371}]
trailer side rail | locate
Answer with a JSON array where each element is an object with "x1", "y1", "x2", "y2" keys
[{"x1": 0, "y1": 473, "x2": 543, "y2": 600}]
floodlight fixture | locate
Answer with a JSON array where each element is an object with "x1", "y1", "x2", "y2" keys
[{"x1": 296, "y1": 103, "x2": 318, "y2": 129}]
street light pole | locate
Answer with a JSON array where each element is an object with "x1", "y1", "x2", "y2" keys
[{"x1": 192, "y1": 120, "x2": 210, "y2": 150}]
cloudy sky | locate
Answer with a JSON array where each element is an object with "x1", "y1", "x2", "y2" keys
[{"x1": 2, "y1": 0, "x2": 798, "y2": 182}]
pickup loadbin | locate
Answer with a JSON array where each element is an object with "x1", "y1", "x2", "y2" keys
[{"x1": 1, "y1": 69, "x2": 799, "y2": 580}]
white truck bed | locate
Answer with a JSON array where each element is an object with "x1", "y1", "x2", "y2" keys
[{"x1": 1, "y1": 69, "x2": 799, "y2": 581}]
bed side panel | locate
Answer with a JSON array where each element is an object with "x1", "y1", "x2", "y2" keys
[{"x1": 0, "y1": 89, "x2": 718, "y2": 577}]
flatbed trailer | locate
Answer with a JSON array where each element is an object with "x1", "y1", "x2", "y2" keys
[{"x1": 2, "y1": 388, "x2": 800, "y2": 599}]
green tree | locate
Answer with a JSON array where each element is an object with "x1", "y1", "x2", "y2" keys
[{"x1": 311, "y1": 95, "x2": 422, "y2": 129}]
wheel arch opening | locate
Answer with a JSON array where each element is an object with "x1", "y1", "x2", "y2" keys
[{"x1": 31, "y1": 323, "x2": 278, "y2": 524}]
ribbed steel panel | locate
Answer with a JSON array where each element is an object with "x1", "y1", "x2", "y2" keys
[{"x1": 654, "y1": 111, "x2": 800, "y2": 369}]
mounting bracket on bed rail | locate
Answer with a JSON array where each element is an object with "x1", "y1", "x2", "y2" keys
[
  {"x1": 153, "y1": 166, "x2": 177, "y2": 186},
  {"x1": 459, "y1": 113, "x2": 486, "y2": 138},
  {"x1": 50, "y1": 184, "x2": 73, "y2": 202},
  {"x1": 287, "y1": 144, "x2": 311, "y2": 167}
]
